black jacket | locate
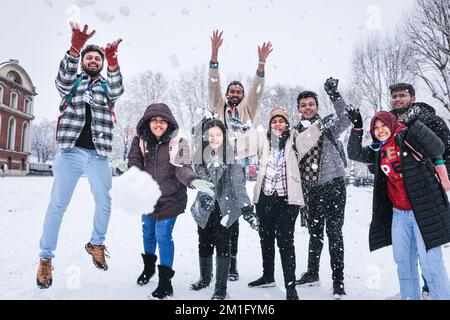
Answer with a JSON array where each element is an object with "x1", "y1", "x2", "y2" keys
[
  {"x1": 347, "y1": 120, "x2": 450, "y2": 251},
  {"x1": 392, "y1": 102, "x2": 450, "y2": 175}
]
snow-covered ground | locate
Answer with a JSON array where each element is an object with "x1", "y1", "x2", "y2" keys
[{"x1": 0, "y1": 176, "x2": 449, "y2": 300}]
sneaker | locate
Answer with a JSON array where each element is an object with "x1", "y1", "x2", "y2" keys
[
  {"x1": 36, "y1": 259, "x2": 53, "y2": 289},
  {"x1": 248, "y1": 276, "x2": 276, "y2": 288},
  {"x1": 295, "y1": 272, "x2": 320, "y2": 287},
  {"x1": 333, "y1": 280, "x2": 346, "y2": 298},
  {"x1": 85, "y1": 242, "x2": 109, "y2": 270}
]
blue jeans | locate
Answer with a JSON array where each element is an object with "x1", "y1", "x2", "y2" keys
[
  {"x1": 142, "y1": 214, "x2": 177, "y2": 268},
  {"x1": 392, "y1": 208, "x2": 450, "y2": 300},
  {"x1": 39, "y1": 147, "x2": 112, "y2": 259}
]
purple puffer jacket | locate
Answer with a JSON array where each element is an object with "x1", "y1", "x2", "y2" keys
[{"x1": 128, "y1": 103, "x2": 196, "y2": 220}]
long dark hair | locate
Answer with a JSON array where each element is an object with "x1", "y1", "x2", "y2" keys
[{"x1": 201, "y1": 119, "x2": 229, "y2": 165}]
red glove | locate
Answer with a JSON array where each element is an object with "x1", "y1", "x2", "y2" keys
[
  {"x1": 102, "y1": 39, "x2": 123, "y2": 69},
  {"x1": 70, "y1": 22, "x2": 96, "y2": 53}
]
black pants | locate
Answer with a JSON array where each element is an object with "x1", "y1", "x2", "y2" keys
[
  {"x1": 198, "y1": 202, "x2": 231, "y2": 258},
  {"x1": 229, "y1": 219, "x2": 239, "y2": 257},
  {"x1": 229, "y1": 166, "x2": 246, "y2": 258},
  {"x1": 304, "y1": 177, "x2": 346, "y2": 280},
  {"x1": 255, "y1": 192, "x2": 299, "y2": 288}
]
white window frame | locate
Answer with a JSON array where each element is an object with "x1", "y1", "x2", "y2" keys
[
  {"x1": 7, "y1": 117, "x2": 16, "y2": 150},
  {"x1": 21, "y1": 122, "x2": 29, "y2": 152},
  {"x1": 0, "y1": 84, "x2": 4, "y2": 105},
  {"x1": 10, "y1": 92, "x2": 18, "y2": 109}
]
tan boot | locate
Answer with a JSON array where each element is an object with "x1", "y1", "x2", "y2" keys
[
  {"x1": 36, "y1": 259, "x2": 53, "y2": 289},
  {"x1": 85, "y1": 242, "x2": 109, "y2": 270}
]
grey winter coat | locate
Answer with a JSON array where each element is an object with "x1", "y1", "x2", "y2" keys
[
  {"x1": 191, "y1": 163, "x2": 250, "y2": 229},
  {"x1": 296, "y1": 98, "x2": 351, "y2": 184}
]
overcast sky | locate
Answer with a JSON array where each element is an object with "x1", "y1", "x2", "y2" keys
[{"x1": 0, "y1": 0, "x2": 415, "y2": 122}]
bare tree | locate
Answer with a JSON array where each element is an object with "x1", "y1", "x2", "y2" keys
[
  {"x1": 31, "y1": 119, "x2": 58, "y2": 163},
  {"x1": 113, "y1": 71, "x2": 169, "y2": 160},
  {"x1": 403, "y1": 0, "x2": 450, "y2": 112},
  {"x1": 169, "y1": 65, "x2": 209, "y2": 141},
  {"x1": 350, "y1": 33, "x2": 416, "y2": 113},
  {"x1": 256, "y1": 83, "x2": 304, "y2": 128}
]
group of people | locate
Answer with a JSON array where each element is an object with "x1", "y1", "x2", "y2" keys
[{"x1": 35, "y1": 24, "x2": 450, "y2": 301}]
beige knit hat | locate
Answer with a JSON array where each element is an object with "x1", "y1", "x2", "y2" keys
[{"x1": 269, "y1": 106, "x2": 290, "y2": 123}]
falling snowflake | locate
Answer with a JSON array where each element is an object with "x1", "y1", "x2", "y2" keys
[
  {"x1": 119, "y1": 6, "x2": 130, "y2": 17},
  {"x1": 95, "y1": 11, "x2": 115, "y2": 24},
  {"x1": 169, "y1": 54, "x2": 180, "y2": 68},
  {"x1": 74, "y1": 0, "x2": 96, "y2": 8}
]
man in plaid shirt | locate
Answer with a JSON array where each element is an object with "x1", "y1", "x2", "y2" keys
[{"x1": 36, "y1": 23, "x2": 124, "y2": 289}]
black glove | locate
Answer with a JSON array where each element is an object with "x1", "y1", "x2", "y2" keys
[
  {"x1": 400, "y1": 104, "x2": 422, "y2": 126},
  {"x1": 241, "y1": 206, "x2": 259, "y2": 231},
  {"x1": 316, "y1": 114, "x2": 337, "y2": 131},
  {"x1": 324, "y1": 77, "x2": 342, "y2": 101},
  {"x1": 344, "y1": 105, "x2": 363, "y2": 129}
]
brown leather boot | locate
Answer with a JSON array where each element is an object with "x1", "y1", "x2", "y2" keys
[
  {"x1": 36, "y1": 259, "x2": 53, "y2": 289},
  {"x1": 85, "y1": 242, "x2": 110, "y2": 270}
]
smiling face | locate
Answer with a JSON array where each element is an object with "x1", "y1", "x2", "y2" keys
[
  {"x1": 207, "y1": 125, "x2": 224, "y2": 151},
  {"x1": 298, "y1": 97, "x2": 319, "y2": 120},
  {"x1": 373, "y1": 119, "x2": 392, "y2": 142},
  {"x1": 270, "y1": 116, "x2": 287, "y2": 137},
  {"x1": 81, "y1": 51, "x2": 103, "y2": 77},
  {"x1": 226, "y1": 85, "x2": 244, "y2": 106},
  {"x1": 391, "y1": 89, "x2": 416, "y2": 110},
  {"x1": 149, "y1": 116, "x2": 168, "y2": 140}
]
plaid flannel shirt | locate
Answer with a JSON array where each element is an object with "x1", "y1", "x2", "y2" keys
[
  {"x1": 55, "y1": 52, "x2": 124, "y2": 156},
  {"x1": 263, "y1": 148, "x2": 287, "y2": 197}
]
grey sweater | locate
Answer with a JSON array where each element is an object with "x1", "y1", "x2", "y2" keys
[{"x1": 297, "y1": 98, "x2": 351, "y2": 185}]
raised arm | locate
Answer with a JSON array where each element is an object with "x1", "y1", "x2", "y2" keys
[
  {"x1": 102, "y1": 39, "x2": 125, "y2": 103},
  {"x1": 324, "y1": 77, "x2": 351, "y2": 136},
  {"x1": 55, "y1": 22, "x2": 96, "y2": 98},
  {"x1": 345, "y1": 107, "x2": 376, "y2": 164},
  {"x1": 244, "y1": 42, "x2": 273, "y2": 120},
  {"x1": 208, "y1": 30, "x2": 224, "y2": 115}
]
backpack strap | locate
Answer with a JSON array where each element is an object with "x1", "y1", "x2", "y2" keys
[
  {"x1": 100, "y1": 81, "x2": 118, "y2": 125},
  {"x1": 62, "y1": 76, "x2": 83, "y2": 110}
]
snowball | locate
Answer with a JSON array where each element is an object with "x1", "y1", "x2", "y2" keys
[
  {"x1": 119, "y1": 6, "x2": 130, "y2": 17},
  {"x1": 74, "y1": 0, "x2": 96, "y2": 7},
  {"x1": 95, "y1": 11, "x2": 115, "y2": 24},
  {"x1": 111, "y1": 166, "x2": 161, "y2": 215},
  {"x1": 169, "y1": 54, "x2": 180, "y2": 68}
]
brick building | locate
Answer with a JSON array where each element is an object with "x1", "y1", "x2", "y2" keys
[{"x1": 0, "y1": 60, "x2": 37, "y2": 175}]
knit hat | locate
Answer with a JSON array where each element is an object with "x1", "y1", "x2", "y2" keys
[
  {"x1": 370, "y1": 111, "x2": 400, "y2": 141},
  {"x1": 269, "y1": 106, "x2": 290, "y2": 124}
]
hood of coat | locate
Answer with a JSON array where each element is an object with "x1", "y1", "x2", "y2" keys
[{"x1": 136, "y1": 103, "x2": 179, "y2": 143}]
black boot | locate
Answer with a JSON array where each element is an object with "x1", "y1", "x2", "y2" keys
[
  {"x1": 228, "y1": 256, "x2": 239, "y2": 281},
  {"x1": 211, "y1": 257, "x2": 230, "y2": 300},
  {"x1": 286, "y1": 283, "x2": 299, "y2": 300},
  {"x1": 137, "y1": 253, "x2": 157, "y2": 286},
  {"x1": 151, "y1": 265, "x2": 175, "y2": 299},
  {"x1": 190, "y1": 256, "x2": 213, "y2": 290}
]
